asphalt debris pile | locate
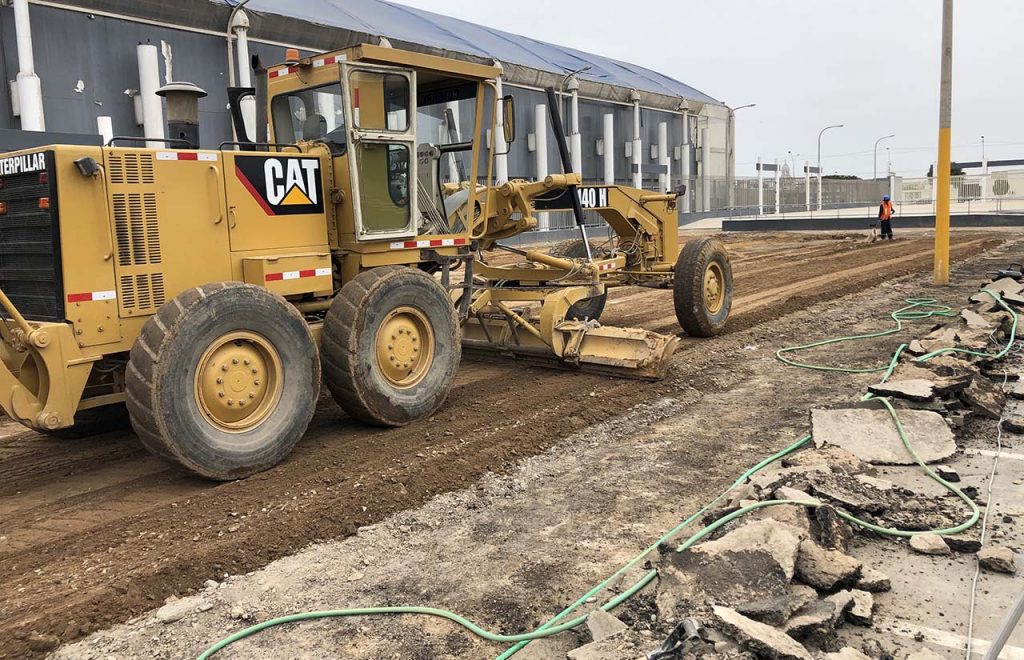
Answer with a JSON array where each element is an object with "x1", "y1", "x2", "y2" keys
[{"x1": 554, "y1": 278, "x2": 1023, "y2": 660}]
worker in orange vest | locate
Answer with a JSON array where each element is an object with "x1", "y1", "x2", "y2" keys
[{"x1": 878, "y1": 194, "x2": 894, "y2": 240}]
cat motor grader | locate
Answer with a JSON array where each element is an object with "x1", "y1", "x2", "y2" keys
[{"x1": 0, "y1": 43, "x2": 732, "y2": 479}]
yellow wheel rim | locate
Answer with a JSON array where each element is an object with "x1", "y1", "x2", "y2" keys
[
  {"x1": 195, "y1": 331, "x2": 283, "y2": 433},
  {"x1": 704, "y1": 262, "x2": 726, "y2": 315},
  {"x1": 375, "y1": 306, "x2": 434, "y2": 388}
]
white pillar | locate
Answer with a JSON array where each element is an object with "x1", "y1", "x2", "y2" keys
[
  {"x1": 631, "y1": 92, "x2": 642, "y2": 189},
  {"x1": 804, "y1": 161, "x2": 811, "y2": 211},
  {"x1": 568, "y1": 77, "x2": 582, "y2": 175},
  {"x1": 700, "y1": 126, "x2": 710, "y2": 211},
  {"x1": 602, "y1": 113, "x2": 614, "y2": 185},
  {"x1": 493, "y1": 66, "x2": 508, "y2": 184},
  {"x1": 657, "y1": 121, "x2": 670, "y2": 193},
  {"x1": 233, "y1": 11, "x2": 257, "y2": 144},
  {"x1": 445, "y1": 101, "x2": 461, "y2": 183},
  {"x1": 534, "y1": 103, "x2": 549, "y2": 230},
  {"x1": 757, "y1": 157, "x2": 764, "y2": 215},
  {"x1": 981, "y1": 156, "x2": 990, "y2": 199},
  {"x1": 774, "y1": 158, "x2": 782, "y2": 214},
  {"x1": 97, "y1": 116, "x2": 113, "y2": 145},
  {"x1": 889, "y1": 172, "x2": 896, "y2": 202},
  {"x1": 681, "y1": 114, "x2": 692, "y2": 212},
  {"x1": 13, "y1": 0, "x2": 45, "y2": 131},
  {"x1": 816, "y1": 169, "x2": 823, "y2": 212},
  {"x1": 137, "y1": 44, "x2": 164, "y2": 148}
]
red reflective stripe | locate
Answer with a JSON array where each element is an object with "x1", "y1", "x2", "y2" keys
[
  {"x1": 265, "y1": 273, "x2": 284, "y2": 282},
  {"x1": 404, "y1": 241, "x2": 418, "y2": 248},
  {"x1": 429, "y1": 239, "x2": 442, "y2": 247},
  {"x1": 177, "y1": 153, "x2": 198, "y2": 161},
  {"x1": 299, "y1": 269, "x2": 316, "y2": 278},
  {"x1": 67, "y1": 292, "x2": 92, "y2": 303}
]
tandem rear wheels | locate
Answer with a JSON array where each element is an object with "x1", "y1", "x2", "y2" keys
[
  {"x1": 125, "y1": 283, "x2": 321, "y2": 480},
  {"x1": 123, "y1": 270, "x2": 461, "y2": 481},
  {"x1": 321, "y1": 266, "x2": 460, "y2": 426},
  {"x1": 673, "y1": 237, "x2": 733, "y2": 337}
]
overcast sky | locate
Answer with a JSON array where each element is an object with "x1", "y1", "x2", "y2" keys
[{"x1": 394, "y1": 0, "x2": 1023, "y2": 179}]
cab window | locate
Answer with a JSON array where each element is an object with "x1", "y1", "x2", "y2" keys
[
  {"x1": 349, "y1": 71, "x2": 410, "y2": 132},
  {"x1": 271, "y1": 84, "x2": 346, "y2": 155},
  {"x1": 355, "y1": 142, "x2": 410, "y2": 233}
]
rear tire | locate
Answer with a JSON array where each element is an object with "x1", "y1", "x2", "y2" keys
[
  {"x1": 547, "y1": 239, "x2": 608, "y2": 321},
  {"x1": 125, "y1": 283, "x2": 320, "y2": 480},
  {"x1": 321, "y1": 266, "x2": 459, "y2": 426},
  {"x1": 673, "y1": 237, "x2": 732, "y2": 337}
]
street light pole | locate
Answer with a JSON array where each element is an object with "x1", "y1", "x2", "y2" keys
[
  {"x1": 816, "y1": 124, "x2": 843, "y2": 211},
  {"x1": 725, "y1": 103, "x2": 756, "y2": 211},
  {"x1": 934, "y1": 0, "x2": 953, "y2": 285},
  {"x1": 873, "y1": 133, "x2": 895, "y2": 180}
]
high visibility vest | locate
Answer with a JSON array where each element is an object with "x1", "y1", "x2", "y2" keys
[{"x1": 880, "y1": 201, "x2": 893, "y2": 220}]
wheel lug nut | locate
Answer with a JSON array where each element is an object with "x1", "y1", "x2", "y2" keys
[
  {"x1": 253, "y1": 380, "x2": 260, "y2": 386},
  {"x1": 227, "y1": 399, "x2": 234, "y2": 406},
  {"x1": 218, "y1": 392, "x2": 225, "y2": 398},
  {"x1": 232, "y1": 358, "x2": 239, "y2": 365},
  {"x1": 251, "y1": 368, "x2": 258, "y2": 374},
  {"x1": 221, "y1": 365, "x2": 229, "y2": 372},
  {"x1": 244, "y1": 359, "x2": 251, "y2": 366},
  {"x1": 216, "y1": 377, "x2": 223, "y2": 384},
  {"x1": 249, "y1": 392, "x2": 256, "y2": 399}
]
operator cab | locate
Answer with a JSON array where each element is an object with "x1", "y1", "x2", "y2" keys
[{"x1": 255, "y1": 44, "x2": 513, "y2": 247}]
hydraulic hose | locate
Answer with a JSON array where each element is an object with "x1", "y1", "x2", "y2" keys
[{"x1": 197, "y1": 289, "x2": 1014, "y2": 660}]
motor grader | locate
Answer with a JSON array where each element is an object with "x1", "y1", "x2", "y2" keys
[{"x1": 0, "y1": 44, "x2": 732, "y2": 479}]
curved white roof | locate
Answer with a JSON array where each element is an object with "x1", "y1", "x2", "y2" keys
[{"x1": 236, "y1": 0, "x2": 720, "y2": 105}]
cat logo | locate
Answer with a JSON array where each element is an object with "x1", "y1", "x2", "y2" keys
[{"x1": 234, "y1": 155, "x2": 324, "y2": 216}]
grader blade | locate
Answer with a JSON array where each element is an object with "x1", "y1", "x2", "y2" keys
[{"x1": 461, "y1": 316, "x2": 679, "y2": 381}]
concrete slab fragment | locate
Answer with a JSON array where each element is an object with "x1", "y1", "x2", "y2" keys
[
  {"x1": 961, "y1": 308, "x2": 995, "y2": 330},
  {"x1": 867, "y1": 379, "x2": 936, "y2": 402},
  {"x1": 585, "y1": 610, "x2": 628, "y2": 642},
  {"x1": 712, "y1": 606, "x2": 814, "y2": 660},
  {"x1": 810, "y1": 409, "x2": 956, "y2": 465},
  {"x1": 984, "y1": 277, "x2": 1024, "y2": 297}
]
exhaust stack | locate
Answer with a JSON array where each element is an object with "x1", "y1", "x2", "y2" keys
[{"x1": 156, "y1": 82, "x2": 207, "y2": 149}]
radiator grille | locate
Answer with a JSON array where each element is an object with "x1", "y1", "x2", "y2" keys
[
  {"x1": 108, "y1": 152, "x2": 155, "y2": 185},
  {"x1": 112, "y1": 192, "x2": 161, "y2": 266},
  {"x1": 0, "y1": 151, "x2": 63, "y2": 320},
  {"x1": 109, "y1": 163, "x2": 165, "y2": 314}
]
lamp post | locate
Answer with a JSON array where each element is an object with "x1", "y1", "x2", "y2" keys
[
  {"x1": 725, "y1": 103, "x2": 756, "y2": 210},
  {"x1": 873, "y1": 133, "x2": 895, "y2": 180},
  {"x1": 934, "y1": 0, "x2": 953, "y2": 285},
  {"x1": 816, "y1": 124, "x2": 843, "y2": 210}
]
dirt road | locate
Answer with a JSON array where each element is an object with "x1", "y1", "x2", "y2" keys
[{"x1": 0, "y1": 232, "x2": 1003, "y2": 657}]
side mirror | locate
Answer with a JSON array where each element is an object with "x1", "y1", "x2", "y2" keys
[{"x1": 502, "y1": 95, "x2": 516, "y2": 145}]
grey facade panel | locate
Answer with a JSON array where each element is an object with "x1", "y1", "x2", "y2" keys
[{"x1": 0, "y1": 6, "x2": 298, "y2": 148}]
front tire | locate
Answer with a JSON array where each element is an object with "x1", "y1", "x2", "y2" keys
[
  {"x1": 673, "y1": 238, "x2": 733, "y2": 337},
  {"x1": 321, "y1": 266, "x2": 459, "y2": 426},
  {"x1": 125, "y1": 283, "x2": 320, "y2": 480}
]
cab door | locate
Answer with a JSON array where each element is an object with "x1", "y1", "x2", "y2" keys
[{"x1": 339, "y1": 63, "x2": 418, "y2": 242}]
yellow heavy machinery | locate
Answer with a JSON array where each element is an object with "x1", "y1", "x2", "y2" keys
[{"x1": 0, "y1": 44, "x2": 732, "y2": 479}]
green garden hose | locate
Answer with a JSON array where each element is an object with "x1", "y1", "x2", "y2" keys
[{"x1": 196, "y1": 290, "x2": 1015, "y2": 660}]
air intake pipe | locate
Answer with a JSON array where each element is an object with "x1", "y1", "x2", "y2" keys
[{"x1": 156, "y1": 82, "x2": 207, "y2": 149}]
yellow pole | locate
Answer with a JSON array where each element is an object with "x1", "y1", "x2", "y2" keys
[{"x1": 934, "y1": 0, "x2": 953, "y2": 284}]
